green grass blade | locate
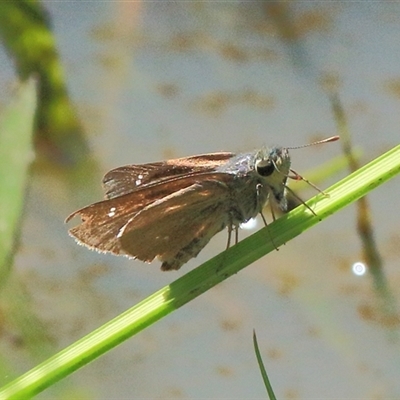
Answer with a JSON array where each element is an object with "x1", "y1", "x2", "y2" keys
[
  {"x1": 0, "y1": 2, "x2": 88, "y2": 165},
  {"x1": 0, "y1": 78, "x2": 36, "y2": 278},
  {"x1": 253, "y1": 330, "x2": 277, "y2": 400},
  {"x1": 0, "y1": 143, "x2": 399, "y2": 399}
]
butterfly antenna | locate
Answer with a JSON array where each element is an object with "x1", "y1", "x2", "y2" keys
[
  {"x1": 285, "y1": 135, "x2": 339, "y2": 195},
  {"x1": 271, "y1": 135, "x2": 339, "y2": 178},
  {"x1": 286, "y1": 135, "x2": 339, "y2": 150}
]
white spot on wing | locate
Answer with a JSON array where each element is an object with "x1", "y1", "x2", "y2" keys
[
  {"x1": 135, "y1": 174, "x2": 144, "y2": 186},
  {"x1": 108, "y1": 207, "x2": 116, "y2": 217}
]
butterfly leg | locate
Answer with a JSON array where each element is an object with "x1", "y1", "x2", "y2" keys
[
  {"x1": 226, "y1": 224, "x2": 233, "y2": 250},
  {"x1": 269, "y1": 201, "x2": 277, "y2": 221},
  {"x1": 260, "y1": 211, "x2": 279, "y2": 250}
]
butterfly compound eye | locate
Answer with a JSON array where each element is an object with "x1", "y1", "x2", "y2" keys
[{"x1": 256, "y1": 159, "x2": 275, "y2": 177}]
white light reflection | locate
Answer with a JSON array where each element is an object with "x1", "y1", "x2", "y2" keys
[
  {"x1": 352, "y1": 261, "x2": 367, "y2": 276},
  {"x1": 240, "y1": 218, "x2": 258, "y2": 230}
]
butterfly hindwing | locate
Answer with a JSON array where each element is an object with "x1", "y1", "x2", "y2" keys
[
  {"x1": 103, "y1": 152, "x2": 234, "y2": 199},
  {"x1": 118, "y1": 178, "x2": 234, "y2": 270}
]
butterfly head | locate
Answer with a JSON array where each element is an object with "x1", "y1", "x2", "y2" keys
[{"x1": 255, "y1": 147, "x2": 291, "y2": 211}]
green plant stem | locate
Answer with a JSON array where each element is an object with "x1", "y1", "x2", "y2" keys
[
  {"x1": 0, "y1": 143, "x2": 399, "y2": 399},
  {"x1": 0, "y1": 1, "x2": 88, "y2": 165}
]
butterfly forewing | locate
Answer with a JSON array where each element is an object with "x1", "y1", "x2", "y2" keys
[
  {"x1": 66, "y1": 196, "x2": 140, "y2": 254},
  {"x1": 103, "y1": 152, "x2": 234, "y2": 199}
]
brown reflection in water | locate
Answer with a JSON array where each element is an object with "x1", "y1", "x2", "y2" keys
[
  {"x1": 384, "y1": 78, "x2": 400, "y2": 99},
  {"x1": 220, "y1": 318, "x2": 241, "y2": 332},
  {"x1": 193, "y1": 89, "x2": 275, "y2": 116},
  {"x1": 215, "y1": 365, "x2": 234, "y2": 377},
  {"x1": 358, "y1": 302, "x2": 400, "y2": 329}
]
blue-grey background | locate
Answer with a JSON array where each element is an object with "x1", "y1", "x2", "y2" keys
[{"x1": 1, "y1": 3, "x2": 400, "y2": 399}]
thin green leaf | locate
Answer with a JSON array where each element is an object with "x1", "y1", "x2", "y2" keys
[{"x1": 253, "y1": 330, "x2": 277, "y2": 400}]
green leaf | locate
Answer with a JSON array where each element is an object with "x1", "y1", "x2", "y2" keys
[{"x1": 0, "y1": 78, "x2": 36, "y2": 278}]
